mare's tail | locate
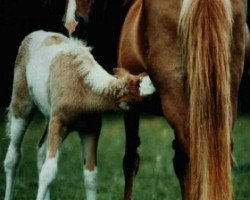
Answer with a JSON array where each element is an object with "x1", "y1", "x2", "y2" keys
[{"x1": 179, "y1": 0, "x2": 233, "y2": 199}]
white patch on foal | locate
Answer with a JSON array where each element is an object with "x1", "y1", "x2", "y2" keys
[
  {"x1": 36, "y1": 153, "x2": 59, "y2": 200},
  {"x1": 9, "y1": 116, "x2": 27, "y2": 141},
  {"x1": 4, "y1": 143, "x2": 17, "y2": 200},
  {"x1": 4, "y1": 117, "x2": 26, "y2": 171},
  {"x1": 139, "y1": 76, "x2": 156, "y2": 96},
  {"x1": 83, "y1": 61, "x2": 118, "y2": 95},
  {"x1": 84, "y1": 167, "x2": 98, "y2": 200},
  {"x1": 4, "y1": 117, "x2": 27, "y2": 200},
  {"x1": 26, "y1": 31, "x2": 68, "y2": 116}
]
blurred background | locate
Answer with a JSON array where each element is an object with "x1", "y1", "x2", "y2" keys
[{"x1": 0, "y1": 1, "x2": 249, "y2": 199}]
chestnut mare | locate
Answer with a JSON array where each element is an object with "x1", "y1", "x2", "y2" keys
[{"x1": 64, "y1": 0, "x2": 249, "y2": 199}]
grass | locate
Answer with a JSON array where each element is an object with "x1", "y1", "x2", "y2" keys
[{"x1": 0, "y1": 110, "x2": 249, "y2": 200}]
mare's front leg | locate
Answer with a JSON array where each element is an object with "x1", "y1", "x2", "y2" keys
[
  {"x1": 36, "y1": 116, "x2": 68, "y2": 200},
  {"x1": 78, "y1": 115, "x2": 102, "y2": 200},
  {"x1": 123, "y1": 110, "x2": 141, "y2": 200}
]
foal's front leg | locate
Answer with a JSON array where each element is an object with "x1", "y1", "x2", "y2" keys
[{"x1": 36, "y1": 116, "x2": 67, "y2": 200}]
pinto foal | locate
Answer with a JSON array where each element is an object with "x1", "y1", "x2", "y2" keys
[{"x1": 3, "y1": 30, "x2": 155, "y2": 200}]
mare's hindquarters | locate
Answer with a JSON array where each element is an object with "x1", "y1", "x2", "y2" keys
[{"x1": 144, "y1": 0, "x2": 246, "y2": 199}]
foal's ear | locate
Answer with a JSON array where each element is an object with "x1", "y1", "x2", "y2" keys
[{"x1": 113, "y1": 68, "x2": 129, "y2": 78}]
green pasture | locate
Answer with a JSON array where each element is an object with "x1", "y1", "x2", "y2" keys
[{"x1": 0, "y1": 110, "x2": 249, "y2": 199}]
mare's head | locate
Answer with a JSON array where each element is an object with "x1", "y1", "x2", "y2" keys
[
  {"x1": 63, "y1": 0, "x2": 131, "y2": 35},
  {"x1": 75, "y1": 0, "x2": 94, "y2": 19},
  {"x1": 64, "y1": 0, "x2": 94, "y2": 35},
  {"x1": 113, "y1": 68, "x2": 155, "y2": 108}
]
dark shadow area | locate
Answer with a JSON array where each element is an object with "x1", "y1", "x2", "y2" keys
[
  {"x1": 0, "y1": 0, "x2": 67, "y2": 107},
  {"x1": 0, "y1": 0, "x2": 250, "y2": 114},
  {"x1": 0, "y1": 0, "x2": 130, "y2": 107}
]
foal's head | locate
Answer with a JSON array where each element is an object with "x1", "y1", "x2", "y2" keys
[{"x1": 113, "y1": 68, "x2": 155, "y2": 106}]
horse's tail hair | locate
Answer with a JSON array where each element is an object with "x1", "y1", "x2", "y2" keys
[{"x1": 179, "y1": 0, "x2": 233, "y2": 199}]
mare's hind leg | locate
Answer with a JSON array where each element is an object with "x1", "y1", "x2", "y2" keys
[
  {"x1": 123, "y1": 110, "x2": 140, "y2": 200},
  {"x1": 4, "y1": 65, "x2": 35, "y2": 200},
  {"x1": 78, "y1": 115, "x2": 102, "y2": 200},
  {"x1": 36, "y1": 116, "x2": 68, "y2": 200},
  {"x1": 159, "y1": 94, "x2": 189, "y2": 198},
  {"x1": 37, "y1": 125, "x2": 50, "y2": 200},
  {"x1": 172, "y1": 138, "x2": 188, "y2": 196}
]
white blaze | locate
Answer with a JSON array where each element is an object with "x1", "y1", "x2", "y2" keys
[{"x1": 65, "y1": 0, "x2": 77, "y2": 24}]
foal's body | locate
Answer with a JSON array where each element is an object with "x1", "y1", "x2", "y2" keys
[{"x1": 3, "y1": 30, "x2": 154, "y2": 200}]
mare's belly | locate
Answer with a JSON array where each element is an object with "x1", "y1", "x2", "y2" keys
[{"x1": 118, "y1": 0, "x2": 146, "y2": 74}]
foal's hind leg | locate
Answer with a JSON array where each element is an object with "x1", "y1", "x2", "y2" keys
[
  {"x1": 123, "y1": 110, "x2": 140, "y2": 200},
  {"x1": 37, "y1": 125, "x2": 50, "y2": 200},
  {"x1": 4, "y1": 110, "x2": 34, "y2": 200},
  {"x1": 4, "y1": 65, "x2": 35, "y2": 200},
  {"x1": 36, "y1": 116, "x2": 67, "y2": 200},
  {"x1": 78, "y1": 115, "x2": 102, "y2": 200}
]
